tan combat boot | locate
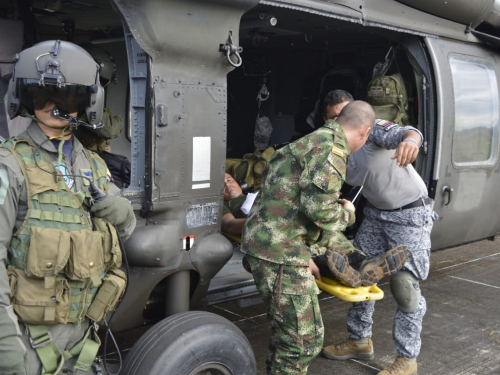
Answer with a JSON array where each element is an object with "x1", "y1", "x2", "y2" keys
[
  {"x1": 324, "y1": 248, "x2": 363, "y2": 288},
  {"x1": 377, "y1": 357, "x2": 418, "y2": 375},
  {"x1": 360, "y1": 245, "x2": 409, "y2": 286},
  {"x1": 322, "y1": 338, "x2": 374, "y2": 360}
]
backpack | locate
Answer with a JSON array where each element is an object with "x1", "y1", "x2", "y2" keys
[
  {"x1": 226, "y1": 147, "x2": 275, "y2": 192},
  {"x1": 366, "y1": 73, "x2": 409, "y2": 125}
]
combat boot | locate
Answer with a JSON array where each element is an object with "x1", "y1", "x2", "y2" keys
[
  {"x1": 324, "y1": 248, "x2": 363, "y2": 287},
  {"x1": 360, "y1": 245, "x2": 409, "y2": 286},
  {"x1": 377, "y1": 357, "x2": 418, "y2": 375},
  {"x1": 322, "y1": 338, "x2": 374, "y2": 360}
]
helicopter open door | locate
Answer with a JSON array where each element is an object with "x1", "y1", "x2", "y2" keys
[{"x1": 425, "y1": 37, "x2": 500, "y2": 249}]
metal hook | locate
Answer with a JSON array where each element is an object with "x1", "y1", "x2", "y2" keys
[
  {"x1": 257, "y1": 84, "x2": 270, "y2": 102},
  {"x1": 219, "y1": 32, "x2": 243, "y2": 68}
]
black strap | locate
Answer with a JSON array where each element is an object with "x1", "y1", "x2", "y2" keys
[{"x1": 385, "y1": 197, "x2": 430, "y2": 212}]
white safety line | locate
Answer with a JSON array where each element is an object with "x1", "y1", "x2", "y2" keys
[
  {"x1": 233, "y1": 312, "x2": 267, "y2": 323},
  {"x1": 213, "y1": 305, "x2": 268, "y2": 324},
  {"x1": 350, "y1": 359, "x2": 381, "y2": 371},
  {"x1": 436, "y1": 252, "x2": 500, "y2": 271},
  {"x1": 319, "y1": 295, "x2": 337, "y2": 301},
  {"x1": 448, "y1": 276, "x2": 500, "y2": 289},
  {"x1": 213, "y1": 305, "x2": 247, "y2": 319}
]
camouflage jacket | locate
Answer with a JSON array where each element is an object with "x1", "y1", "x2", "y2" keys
[{"x1": 241, "y1": 120, "x2": 355, "y2": 266}]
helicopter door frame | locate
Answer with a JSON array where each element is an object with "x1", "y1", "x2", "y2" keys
[{"x1": 425, "y1": 37, "x2": 500, "y2": 250}]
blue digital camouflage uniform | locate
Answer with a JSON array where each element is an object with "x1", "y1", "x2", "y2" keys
[
  {"x1": 344, "y1": 120, "x2": 434, "y2": 358},
  {"x1": 241, "y1": 120, "x2": 356, "y2": 374}
]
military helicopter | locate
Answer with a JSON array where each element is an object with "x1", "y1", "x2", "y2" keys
[{"x1": 1, "y1": 0, "x2": 500, "y2": 374}]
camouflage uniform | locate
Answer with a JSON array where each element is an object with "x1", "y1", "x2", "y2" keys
[
  {"x1": 344, "y1": 121, "x2": 434, "y2": 358},
  {"x1": 241, "y1": 120, "x2": 355, "y2": 374}
]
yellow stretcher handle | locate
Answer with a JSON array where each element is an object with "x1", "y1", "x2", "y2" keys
[
  {"x1": 316, "y1": 277, "x2": 384, "y2": 302},
  {"x1": 223, "y1": 233, "x2": 242, "y2": 243}
]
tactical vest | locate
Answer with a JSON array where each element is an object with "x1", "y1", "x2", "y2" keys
[{"x1": 2, "y1": 138, "x2": 126, "y2": 326}]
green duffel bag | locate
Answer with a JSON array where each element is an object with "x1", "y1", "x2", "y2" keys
[{"x1": 367, "y1": 73, "x2": 409, "y2": 125}]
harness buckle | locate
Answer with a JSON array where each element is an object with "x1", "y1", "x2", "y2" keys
[{"x1": 29, "y1": 331, "x2": 53, "y2": 349}]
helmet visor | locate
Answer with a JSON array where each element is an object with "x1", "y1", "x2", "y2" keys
[{"x1": 18, "y1": 79, "x2": 91, "y2": 114}]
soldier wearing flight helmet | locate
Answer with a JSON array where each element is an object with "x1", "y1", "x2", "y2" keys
[{"x1": 0, "y1": 40, "x2": 135, "y2": 374}]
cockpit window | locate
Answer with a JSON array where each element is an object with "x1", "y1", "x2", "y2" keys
[{"x1": 449, "y1": 55, "x2": 499, "y2": 166}]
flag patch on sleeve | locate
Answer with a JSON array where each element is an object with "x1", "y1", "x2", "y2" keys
[
  {"x1": 377, "y1": 119, "x2": 397, "y2": 132},
  {"x1": 331, "y1": 146, "x2": 344, "y2": 157},
  {"x1": 376, "y1": 120, "x2": 393, "y2": 127}
]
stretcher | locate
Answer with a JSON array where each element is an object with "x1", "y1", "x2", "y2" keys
[
  {"x1": 223, "y1": 233, "x2": 384, "y2": 302},
  {"x1": 316, "y1": 277, "x2": 384, "y2": 302},
  {"x1": 223, "y1": 233, "x2": 242, "y2": 243}
]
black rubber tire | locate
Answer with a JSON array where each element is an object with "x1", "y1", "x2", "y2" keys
[{"x1": 120, "y1": 311, "x2": 256, "y2": 375}]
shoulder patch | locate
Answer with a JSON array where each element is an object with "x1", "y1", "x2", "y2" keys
[
  {"x1": 80, "y1": 168, "x2": 93, "y2": 186},
  {"x1": 377, "y1": 119, "x2": 398, "y2": 132},
  {"x1": 331, "y1": 145, "x2": 344, "y2": 157},
  {"x1": 328, "y1": 152, "x2": 346, "y2": 177},
  {"x1": 376, "y1": 120, "x2": 393, "y2": 127}
]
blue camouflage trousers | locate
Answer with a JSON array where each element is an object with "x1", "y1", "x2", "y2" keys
[
  {"x1": 347, "y1": 202, "x2": 433, "y2": 358},
  {"x1": 245, "y1": 255, "x2": 324, "y2": 375}
]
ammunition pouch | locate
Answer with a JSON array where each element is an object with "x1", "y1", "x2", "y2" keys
[
  {"x1": 8, "y1": 267, "x2": 71, "y2": 325},
  {"x1": 92, "y1": 217, "x2": 122, "y2": 269},
  {"x1": 86, "y1": 268, "x2": 127, "y2": 322},
  {"x1": 9, "y1": 223, "x2": 125, "y2": 325},
  {"x1": 66, "y1": 229, "x2": 105, "y2": 286}
]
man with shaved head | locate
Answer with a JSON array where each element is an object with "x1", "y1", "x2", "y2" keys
[{"x1": 241, "y1": 100, "x2": 383, "y2": 374}]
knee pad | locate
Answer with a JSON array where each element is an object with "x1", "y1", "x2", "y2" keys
[{"x1": 390, "y1": 271, "x2": 421, "y2": 313}]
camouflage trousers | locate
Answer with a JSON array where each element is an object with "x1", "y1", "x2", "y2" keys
[
  {"x1": 245, "y1": 255, "x2": 324, "y2": 375},
  {"x1": 346, "y1": 203, "x2": 433, "y2": 358}
]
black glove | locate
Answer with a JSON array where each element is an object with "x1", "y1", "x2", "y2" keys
[
  {"x1": 90, "y1": 194, "x2": 134, "y2": 230},
  {"x1": 0, "y1": 306, "x2": 26, "y2": 374}
]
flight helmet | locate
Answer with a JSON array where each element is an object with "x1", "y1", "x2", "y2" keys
[
  {"x1": 80, "y1": 43, "x2": 117, "y2": 88},
  {"x1": 7, "y1": 40, "x2": 104, "y2": 126}
]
